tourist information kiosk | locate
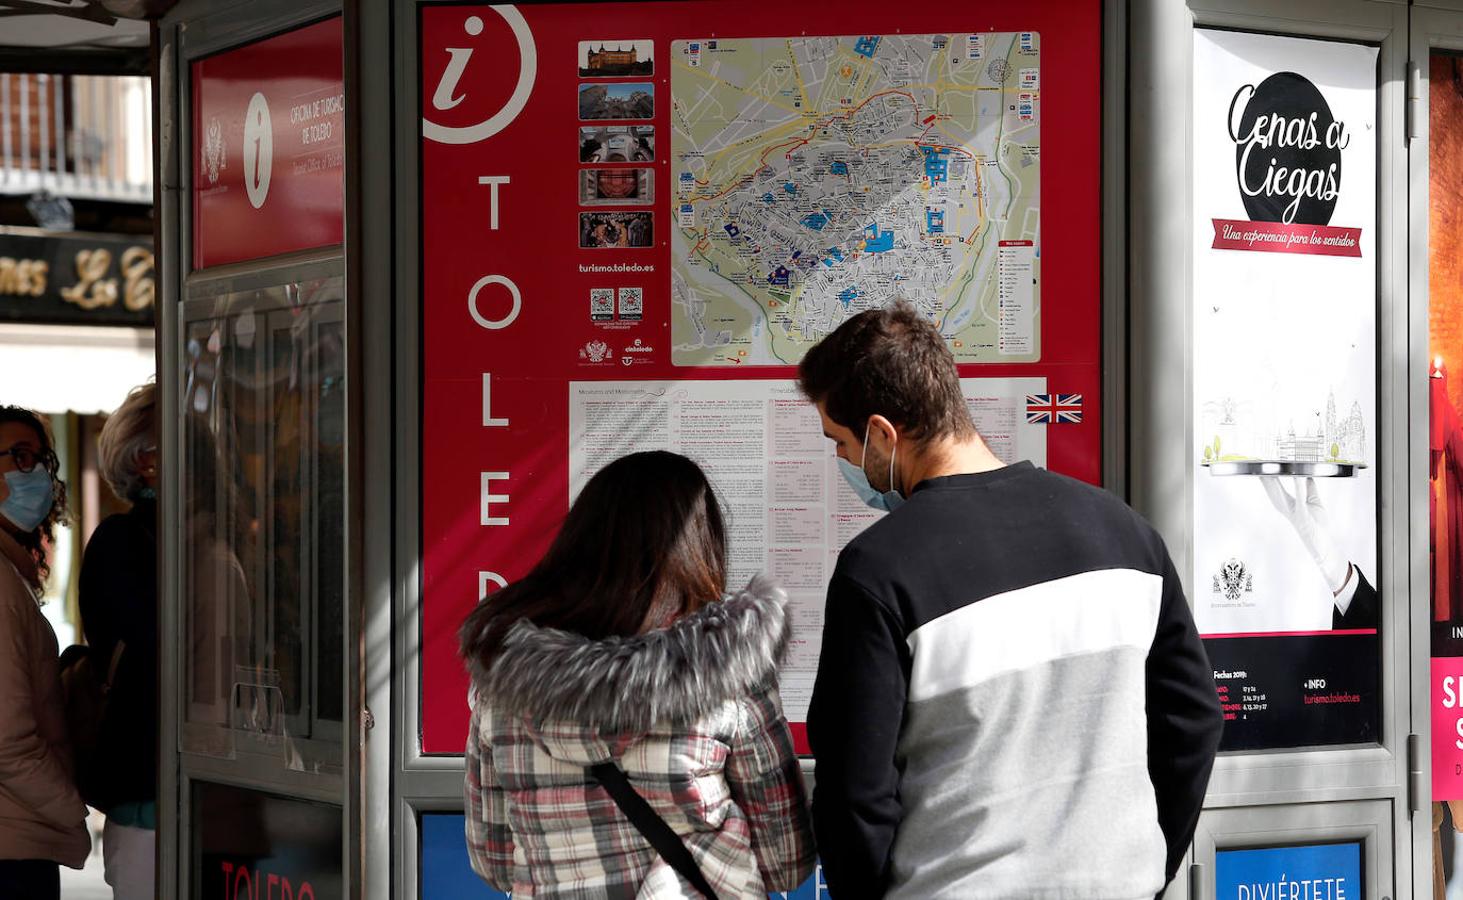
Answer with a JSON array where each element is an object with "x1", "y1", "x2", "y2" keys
[{"x1": 150, "y1": 0, "x2": 1443, "y2": 897}]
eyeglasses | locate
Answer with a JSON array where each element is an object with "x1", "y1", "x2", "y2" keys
[{"x1": 0, "y1": 445, "x2": 56, "y2": 474}]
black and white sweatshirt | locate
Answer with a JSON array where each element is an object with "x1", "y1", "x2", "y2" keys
[{"x1": 807, "y1": 462, "x2": 1224, "y2": 900}]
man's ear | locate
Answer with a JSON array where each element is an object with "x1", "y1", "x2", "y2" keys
[{"x1": 866, "y1": 414, "x2": 898, "y2": 449}]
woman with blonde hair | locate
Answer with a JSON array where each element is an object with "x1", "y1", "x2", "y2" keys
[
  {"x1": 0, "y1": 405, "x2": 90, "y2": 898},
  {"x1": 79, "y1": 382, "x2": 159, "y2": 900},
  {"x1": 459, "y1": 450, "x2": 815, "y2": 898}
]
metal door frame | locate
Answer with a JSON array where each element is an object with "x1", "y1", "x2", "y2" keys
[
  {"x1": 1128, "y1": 0, "x2": 1417, "y2": 897},
  {"x1": 1404, "y1": 1, "x2": 1463, "y2": 893},
  {"x1": 155, "y1": 1, "x2": 364, "y2": 897},
  {"x1": 1191, "y1": 800, "x2": 1392, "y2": 900},
  {"x1": 389, "y1": 5, "x2": 462, "y2": 897}
]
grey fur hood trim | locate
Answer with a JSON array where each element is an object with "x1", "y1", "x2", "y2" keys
[{"x1": 478, "y1": 574, "x2": 790, "y2": 733}]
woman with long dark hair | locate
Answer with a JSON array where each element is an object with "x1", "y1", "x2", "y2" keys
[
  {"x1": 0, "y1": 406, "x2": 90, "y2": 898},
  {"x1": 459, "y1": 450, "x2": 814, "y2": 898}
]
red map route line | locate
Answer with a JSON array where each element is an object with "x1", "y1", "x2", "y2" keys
[{"x1": 688, "y1": 89, "x2": 922, "y2": 202}]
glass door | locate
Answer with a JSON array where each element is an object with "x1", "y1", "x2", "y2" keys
[{"x1": 1410, "y1": 7, "x2": 1463, "y2": 897}]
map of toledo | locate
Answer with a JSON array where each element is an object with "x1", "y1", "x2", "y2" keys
[{"x1": 670, "y1": 32, "x2": 1041, "y2": 367}]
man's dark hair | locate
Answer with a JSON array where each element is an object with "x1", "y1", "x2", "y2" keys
[{"x1": 798, "y1": 301, "x2": 975, "y2": 442}]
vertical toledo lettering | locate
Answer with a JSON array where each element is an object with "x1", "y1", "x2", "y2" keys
[
  {"x1": 478, "y1": 175, "x2": 510, "y2": 230},
  {"x1": 467, "y1": 273, "x2": 521, "y2": 330},
  {"x1": 427, "y1": 10, "x2": 541, "y2": 601},
  {"x1": 480, "y1": 473, "x2": 510, "y2": 527},
  {"x1": 481, "y1": 373, "x2": 509, "y2": 428},
  {"x1": 479, "y1": 373, "x2": 509, "y2": 591},
  {"x1": 479, "y1": 571, "x2": 508, "y2": 600}
]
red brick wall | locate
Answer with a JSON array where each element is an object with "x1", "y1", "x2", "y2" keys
[{"x1": 0, "y1": 74, "x2": 64, "y2": 171}]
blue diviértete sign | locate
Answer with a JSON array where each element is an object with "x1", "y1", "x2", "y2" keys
[{"x1": 1215, "y1": 842, "x2": 1362, "y2": 900}]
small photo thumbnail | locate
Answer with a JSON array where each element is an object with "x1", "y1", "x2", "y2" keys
[
  {"x1": 580, "y1": 168, "x2": 654, "y2": 206},
  {"x1": 580, "y1": 125, "x2": 655, "y2": 163},
  {"x1": 579, "y1": 82, "x2": 654, "y2": 121},
  {"x1": 578, "y1": 40, "x2": 654, "y2": 78},
  {"x1": 580, "y1": 211, "x2": 654, "y2": 249}
]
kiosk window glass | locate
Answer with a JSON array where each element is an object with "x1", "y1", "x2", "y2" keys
[
  {"x1": 180, "y1": 276, "x2": 345, "y2": 769},
  {"x1": 191, "y1": 781, "x2": 342, "y2": 900}
]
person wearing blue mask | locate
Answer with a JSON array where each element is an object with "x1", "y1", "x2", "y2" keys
[
  {"x1": 0, "y1": 406, "x2": 91, "y2": 899},
  {"x1": 797, "y1": 303, "x2": 1223, "y2": 900}
]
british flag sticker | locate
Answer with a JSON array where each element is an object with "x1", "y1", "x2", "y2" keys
[{"x1": 1025, "y1": 393, "x2": 1083, "y2": 424}]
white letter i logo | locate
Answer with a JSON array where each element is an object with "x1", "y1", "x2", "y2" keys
[
  {"x1": 432, "y1": 15, "x2": 484, "y2": 112},
  {"x1": 421, "y1": 6, "x2": 537, "y2": 146}
]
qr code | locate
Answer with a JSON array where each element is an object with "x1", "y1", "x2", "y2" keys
[
  {"x1": 617, "y1": 287, "x2": 643, "y2": 321},
  {"x1": 590, "y1": 288, "x2": 614, "y2": 322}
]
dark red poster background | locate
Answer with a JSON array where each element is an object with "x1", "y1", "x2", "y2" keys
[
  {"x1": 420, "y1": 2, "x2": 1102, "y2": 753},
  {"x1": 192, "y1": 17, "x2": 345, "y2": 269}
]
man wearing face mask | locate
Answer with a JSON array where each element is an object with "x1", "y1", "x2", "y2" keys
[{"x1": 798, "y1": 304, "x2": 1223, "y2": 900}]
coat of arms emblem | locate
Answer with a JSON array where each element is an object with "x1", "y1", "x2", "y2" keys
[
  {"x1": 1212, "y1": 558, "x2": 1254, "y2": 602},
  {"x1": 203, "y1": 117, "x2": 226, "y2": 185},
  {"x1": 579, "y1": 340, "x2": 611, "y2": 363}
]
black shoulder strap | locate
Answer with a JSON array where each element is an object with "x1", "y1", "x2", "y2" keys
[{"x1": 589, "y1": 762, "x2": 720, "y2": 900}]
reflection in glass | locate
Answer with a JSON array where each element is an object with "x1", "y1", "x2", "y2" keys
[{"x1": 181, "y1": 277, "x2": 345, "y2": 771}]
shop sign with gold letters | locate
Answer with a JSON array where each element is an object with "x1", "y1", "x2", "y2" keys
[{"x1": 0, "y1": 231, "x2": 154, "y2": 326}]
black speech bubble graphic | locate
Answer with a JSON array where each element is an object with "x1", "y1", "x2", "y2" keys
[{"x1": 1232, "y1": 72, "x2": 1342, "y2": 226}]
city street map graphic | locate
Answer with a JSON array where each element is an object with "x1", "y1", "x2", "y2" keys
[{"x1": 670, "y1": 32, "x2": 1041, "y2": 366}]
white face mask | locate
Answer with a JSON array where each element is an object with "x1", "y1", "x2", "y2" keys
[{"x1": 836, "y1": 421, "x2": 904, "y2": 513}]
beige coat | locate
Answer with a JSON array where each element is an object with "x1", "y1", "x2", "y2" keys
[{"x1": 0, "y1": 529, "x2": 90, "y2": 867}]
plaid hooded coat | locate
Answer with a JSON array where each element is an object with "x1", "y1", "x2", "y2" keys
[{"x1": 464, "y1": 576, "x2": 815, "y2": 898}]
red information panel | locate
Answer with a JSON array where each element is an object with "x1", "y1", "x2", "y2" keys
[
  {"x1": 192, "y1": 17, "x2": 345, "y2": 269},
  {"x1": 420, "y1": 2, "x2": 1102, "y2": 753}
]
